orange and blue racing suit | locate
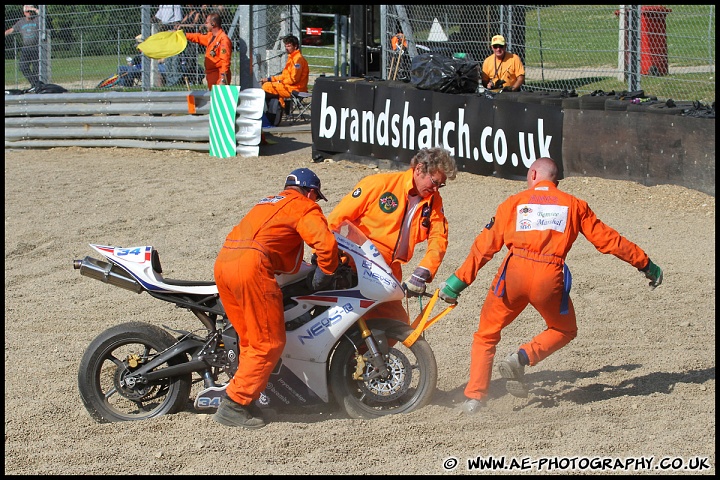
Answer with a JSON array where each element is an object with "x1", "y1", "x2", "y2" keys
[{"x1": 261, "y1": 49, "x2": 309, "y2": 109}]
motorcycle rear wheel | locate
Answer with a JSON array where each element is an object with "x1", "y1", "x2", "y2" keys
[
  {"x1": 329, "y1": 320, "x2": 437, "y2": 419},
  {"x1": 78, "y1": 321, "x2": 192, "y2": 423}
]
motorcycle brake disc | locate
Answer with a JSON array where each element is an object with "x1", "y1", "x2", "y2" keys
[{"x1": 358, "y1": 347, "x2": 412, "y2": 402}]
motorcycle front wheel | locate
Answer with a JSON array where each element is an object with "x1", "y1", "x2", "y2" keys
[
  {"x1": 329, "y1": 320, "x2": 438, "y2": 419},
  {"x1": 78, "y1": 321, "x2": 192, "y2": 423}
]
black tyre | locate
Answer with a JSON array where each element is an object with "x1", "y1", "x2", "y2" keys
[
  {"x1": 329, "y1": 319, "x2": 437, "y2": 419},
  {"x1": 561, "y1": 97, "x2": 581, "y2": 109},
  {"x1": 78, "y1": 321, "x2": 192, "y2": 423},
  {"x1": 605, "y1": 98, "x2": 630, "y2": 111},
  {"x1": 579, "y1": 94, "x2": 608, "y2": 110},
  {"x1": 540, "y1": 96, "x2": 565, "y2": 106},
  {"x1": 626, "y1": 100, "x2": 661, "y2": 112},
  {"x1": 265, "y1": 110, "x2": 284, "y2": 127},
  {"x1": 517, "y1": 92, "x2": 550, "y2": 104},
  {"x1": 643, "y1": 101, "x2": 693, "y2": 116}
]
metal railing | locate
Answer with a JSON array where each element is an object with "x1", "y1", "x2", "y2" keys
[{"x1": 4, "y1": 5, "x2": 715, "y2": 102}]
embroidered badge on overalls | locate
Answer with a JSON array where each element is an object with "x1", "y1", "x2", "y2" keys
[
  {"x1": 379, "y1": 192, "x2": 398, "y2": 213},
  {"x1": 421, "y1": 203, "x2": 431, "y2": 228}
]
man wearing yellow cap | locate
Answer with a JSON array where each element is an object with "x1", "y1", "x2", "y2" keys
[{"x1": 481, "y1": 34, "x2": 525, "y2": 92}]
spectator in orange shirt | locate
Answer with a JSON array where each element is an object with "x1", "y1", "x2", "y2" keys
[
  {"x1": 213, "y1": 168, "x2": 339, "y2": 428},
  {"x1": 185, "y1": 12, "x2": 232, "y2": 89},
  {"x1": 438, "y1": 157, "x2": 663, "y2": 415},
  {"x1": 327, "y1": 147, "x2": 457, "y2": 325},
  {"x1": 260, "y1": 35, "x2": 309, "y2": 125}
]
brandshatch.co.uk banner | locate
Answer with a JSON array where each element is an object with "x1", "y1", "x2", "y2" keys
[{"x1": 311, "y1": 77, "x2": 564, "y2": 179}]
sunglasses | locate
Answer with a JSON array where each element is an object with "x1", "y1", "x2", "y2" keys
[{"x1": 492, "y1": 45, "x2": 505, "y2": 49}]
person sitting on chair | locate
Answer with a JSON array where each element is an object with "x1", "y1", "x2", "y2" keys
[
  {"x1": 481, "y1": 34, "x2": 525, "y2": 92},
  {"x1": 260, "y1": 35, "x2": 309, "y2": 125},
  {"x1": 117, "y1": 53, "x2": 166, "y2": 87}
]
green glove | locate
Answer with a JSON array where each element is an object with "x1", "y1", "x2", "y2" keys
[
  {"x1": 640, "y1": 259, "x2": 663, "y2": 289},
  {"x1": 438, "y1": 274, "x2": 469, "y2": 304}
]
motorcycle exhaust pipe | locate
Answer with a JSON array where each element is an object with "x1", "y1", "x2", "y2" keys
[{"x1": 73, "y1": 256, "x2": 143, "y2": 294}]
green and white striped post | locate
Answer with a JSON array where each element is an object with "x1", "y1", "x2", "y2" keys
[{"x1": 209, "y1": 85, "x2": 241, "y2": 158}]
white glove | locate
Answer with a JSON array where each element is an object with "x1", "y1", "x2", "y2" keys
[{"x1": 438, "y1": 281, "x2": 458, "y2": 305}]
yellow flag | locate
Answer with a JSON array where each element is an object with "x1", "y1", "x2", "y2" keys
[{"x1": 137, "y1": 30, "x2": 187, "y2": 59}]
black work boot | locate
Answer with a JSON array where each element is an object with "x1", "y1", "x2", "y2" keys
[{"x1": 213, "y1": 396, "x2": 266, "y2": 429}]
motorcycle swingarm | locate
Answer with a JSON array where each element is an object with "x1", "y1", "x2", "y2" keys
[{"x1": 124, "y1": 336, "x2": 209, "y2": 383}]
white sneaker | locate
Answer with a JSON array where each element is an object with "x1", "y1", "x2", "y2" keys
[
  {"x1": 498, "y1": 352, "x2": 529, "y2": 398},
  {"x1": 460, "y1": 398, "x2": 485, "y2": 415},
  {"x1": 498, "y1": 352, "x2": 525, "y2": 380}
]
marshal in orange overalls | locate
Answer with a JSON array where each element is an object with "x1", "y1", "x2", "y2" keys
[
  {"x1": 185, "y1": 28, "x2": 232, "y2": 89},
  {"x1": 454, "y1": 179, "x2": 650, "y2": 401},
  {"x1": 328, "y1": 168, "x2": 449, "y2": 323},
  {"x1": 261, "y1": 49, "x2": 309, "y2": 109},
  {"x1": 214, "y1": 189, "x2": 338, "y2": 406}
]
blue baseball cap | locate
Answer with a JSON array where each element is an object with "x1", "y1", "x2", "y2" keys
[{"x1": 285, "y1": 168, "x2": 327, "y2": 201}]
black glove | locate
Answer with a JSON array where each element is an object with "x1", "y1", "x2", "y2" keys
[
  {"x1": 639, "y1": 258, "x2": 663, "y2": 289},
  {"x1": 311, "y1": 266, "x2": 335, "y2": 291},
  {"x1": 403, "y1": 266, "x2": 431, "y2": 297}
]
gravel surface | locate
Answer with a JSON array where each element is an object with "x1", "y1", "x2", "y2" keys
[{"x1": 5, "y1": 136, "x2": 715, "y2": 475}]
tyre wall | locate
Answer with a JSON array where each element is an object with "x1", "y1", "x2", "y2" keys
[
  {"x1": 561, "y1": 108, "x2": 715, "y2": 196},
  {"x1": 311, "y1": 78, "x2": 714, "y2": 197}
]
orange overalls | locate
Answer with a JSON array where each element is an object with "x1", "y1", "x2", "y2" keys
[
  {"x1": 214, "y1": 189, "x2": 338, "y2": 406},
  {"x1": 391, "y1": 33, "x2": 407, "y2": 51},
  {"x1": 261, "y1": 49, "x2": 309, "y2": 109},
  {"x1": 327, "y1": 168, "x2": 449, "y2": 323},
  {"x1": 185, "y1": 29, "x2": 232, "y2": 89},
  {"x1": 455, "y1": 180, "x2": 650, "y2": 401}
]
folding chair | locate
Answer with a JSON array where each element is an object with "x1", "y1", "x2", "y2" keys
[{"x1": 284, "y1": 90, "x2": 312, "y2": 124}]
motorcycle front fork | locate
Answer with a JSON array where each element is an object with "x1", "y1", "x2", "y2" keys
[{"x1": 353, "y1": 318, "x2": 390, "y2": 380}]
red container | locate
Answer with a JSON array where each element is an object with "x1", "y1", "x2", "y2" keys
[
  {"x1": 615, "y1": 6, "x2": 672, "y2": 76},
  {"x1": 640, "y1": 6, "x2": 672, "y2": 75}
]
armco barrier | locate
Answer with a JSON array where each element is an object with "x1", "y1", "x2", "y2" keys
[
  {"x1": 5, "y1": 84, "x2": 714, "y2": 197},
  {"x1": 4, "y1": 89, "x2": 265, "y2": 157}
]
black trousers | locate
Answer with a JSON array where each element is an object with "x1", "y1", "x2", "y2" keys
[{"x1": 19, "y1": 45, "x2": 41, "y2": 89}]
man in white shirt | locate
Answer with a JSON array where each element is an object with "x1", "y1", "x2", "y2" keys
[
  {"x1": 153, "y1": 5, "x2": 182, "y2": 30},
  {"x1": 152, "y1": 5, "x2": 183, "y2": 86}
]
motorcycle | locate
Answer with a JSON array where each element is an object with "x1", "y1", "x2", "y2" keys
[{"x1": 74, "y1": 221, "x2": 454, "y2": 423}]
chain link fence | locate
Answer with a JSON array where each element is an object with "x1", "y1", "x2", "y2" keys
[
  {"x1": 383, "y1": 5, "x2": 715, "y2": 103},
  {"x1": 3, "y1": 5, "x2": 317, "y2": 92},
  {"x1": 4, "y1": 5, "x2": 715, "y2": 102}
]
